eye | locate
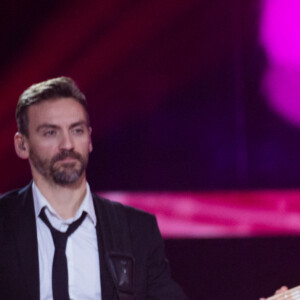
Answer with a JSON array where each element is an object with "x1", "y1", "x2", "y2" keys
[
  {"x1": 73, "y1": 127, "x2": 84, "y2": 135},
  {"x1": 43, "y1": 129, "x2": 56, "y2": 137}
]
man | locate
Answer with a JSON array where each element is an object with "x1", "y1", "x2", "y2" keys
[{"x1": 0, "y1": 77, "x2": 187, "y2": 300}]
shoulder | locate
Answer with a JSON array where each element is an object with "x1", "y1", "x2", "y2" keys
[
  {"x1": 92, "y1": 193, "x2": 164, "y2": 261},
  {"x1": 0, "y1": 184, "x2": 31, "y2": 212},
  {"x1": 92, "y1": 193, "x2": 157, "y2": 229},
  {"x1": 92, "y1": 193, "x2": 156, "y2": 220},
  {"x1": 0, "y1": 187, "x2": 24, "y2": 200}
]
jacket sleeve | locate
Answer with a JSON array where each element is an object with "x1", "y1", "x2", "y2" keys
[{"x1": 144, "y1": 215, "x2": 188, "y2": 299}]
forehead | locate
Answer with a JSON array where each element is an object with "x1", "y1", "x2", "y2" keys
[{"x1": 27, "y1": 97, "x2": 88, "y2": 127}]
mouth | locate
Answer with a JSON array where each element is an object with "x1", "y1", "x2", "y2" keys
[
  {"x1": 59, "y1": 157, "x2": 77, "y2": 162},
  {"x1": 55, "y1": 157, "x2": 79, "y2": 166}
]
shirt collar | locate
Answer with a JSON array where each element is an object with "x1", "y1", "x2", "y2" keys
[{"x1": 32, "y1": 181, "x2": 97, "y2": 226}]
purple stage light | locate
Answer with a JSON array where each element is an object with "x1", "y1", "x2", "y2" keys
[
  {"x1": 261, "y1": 0, "x2": 300, "y2": 127},
  {"x1": 261, "y1": 0, "x2": 300, "y2": 66}
]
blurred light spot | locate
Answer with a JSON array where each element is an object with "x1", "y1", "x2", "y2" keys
[
  {"x1": 261, "y1": 0, "x2": 300, "y2": 127},
  {"x1": 261, "y1": 0, "x2": 300, "y2": 66}
]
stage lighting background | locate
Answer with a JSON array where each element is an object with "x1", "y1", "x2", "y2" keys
[{"x1": 2, "y1": 1, "x2": 300, "y2": 299}]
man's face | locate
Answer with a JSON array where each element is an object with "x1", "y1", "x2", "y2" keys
[{"x1": 24, "y1": 97, "x2": 92, "y2": 186}]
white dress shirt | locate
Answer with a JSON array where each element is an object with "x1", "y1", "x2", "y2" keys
[{"x1": 32, "y1": 182, "x2": 102, "y2": 300}]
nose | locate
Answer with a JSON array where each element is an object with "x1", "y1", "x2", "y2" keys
[{"x1": 59, "y1": 131, "x2": 74, "y2": 150}]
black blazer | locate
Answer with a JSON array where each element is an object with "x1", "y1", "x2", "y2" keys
[{"x1": 0, "y1": 183, "x2": 187, "y2": 300}]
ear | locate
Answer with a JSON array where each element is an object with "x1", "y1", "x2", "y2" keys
[
  {"x1": 88, "y1": 126, "x2": 93, "y2": 153},
  {"x1": 14, "y1": 132, "x2": 29, "y2": 159}
]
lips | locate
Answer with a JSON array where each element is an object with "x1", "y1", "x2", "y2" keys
[{"x1": 58, "y1": 157, "x2": 77, "y2": 162}]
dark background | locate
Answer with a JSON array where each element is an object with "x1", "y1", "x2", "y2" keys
[{"x1": 1, "y1": 1, "x2": 300, "y2": 299}]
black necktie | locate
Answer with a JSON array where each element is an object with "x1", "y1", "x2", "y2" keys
[{"x1": 39, "y1": 208, "x2": 87, "y2": 300}]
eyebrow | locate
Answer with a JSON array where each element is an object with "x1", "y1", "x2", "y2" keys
[
  {"x1": 36, "y1": 124, "x2": 59, "y2": 132},
  {"x1": 36, "y1": 121, "x2": 88, "y2": 132},
  {"x1": 69, "y1": 121, "x2": 88, "y2": 129}
]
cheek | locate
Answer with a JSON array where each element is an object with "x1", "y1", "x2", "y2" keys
[
  {"x1": 78, "y1": 137, "x2": 92, "y2": 153},
  {"x1": 29, "y1": 141, "x2": 57, "y2": 158}
]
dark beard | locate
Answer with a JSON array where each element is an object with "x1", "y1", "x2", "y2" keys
[
  {"x1": 30, "y1": 149, "x2": 88, "y2": 186},
  {"x1": 50, "y1": 149, "x2": 87, "y2": 185}
]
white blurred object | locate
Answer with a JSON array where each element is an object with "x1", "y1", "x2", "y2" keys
[{"x1": 267, "y1": 286, "x2": 300, "y2": 300}]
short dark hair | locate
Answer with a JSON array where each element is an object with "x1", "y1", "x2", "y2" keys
[{"x1": 16, "y1": 76, "x2": 89, "y2": 136}]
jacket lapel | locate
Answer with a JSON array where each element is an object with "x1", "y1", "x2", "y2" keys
[
  {"x1": 10, "y1": 184, "x2": 39, "y2": 300},
  {"x1": 93, "y1": 194, "x2": 136, "y2": 300},
  {"x1": 93, "y1": 195, "x2": 118, "y2": 300}
]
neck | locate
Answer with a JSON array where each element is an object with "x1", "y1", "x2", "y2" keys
[{"x1": 33, "y1": 175, "x2": 87, "y2": 220}]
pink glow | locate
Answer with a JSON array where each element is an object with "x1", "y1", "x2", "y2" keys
[
  {"x1": 261, "y1": 0, "x2": 300, "y2": 66},
  {"x1": 99, "y1": 191, "x2": 300, "y2": 238},
  {"x1": 261, "y1": 0, "x2": 300, "y2": 127},
  {"x1": 263, "y1": 65, "x2": 300, "y2": 127}
]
